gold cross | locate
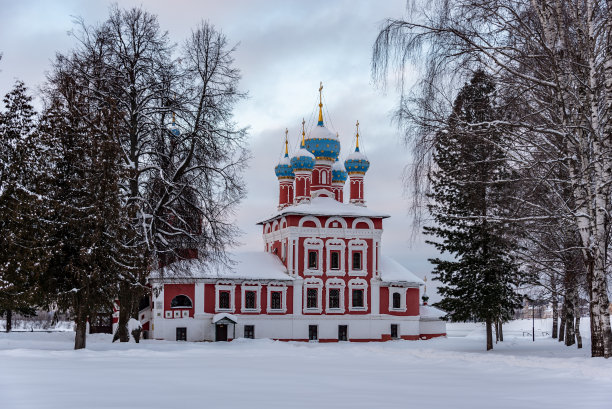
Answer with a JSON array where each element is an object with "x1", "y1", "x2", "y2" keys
[{"x1": 319, "y1": 82, "x2": 323, "y2": 104}]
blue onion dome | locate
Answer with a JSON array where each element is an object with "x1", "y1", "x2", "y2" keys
[
  {"x1": 168, "y1": 113, "x2": 180, "y2": 137},
  {"x1": 344, "y1": 121, "x2": 370, "y2": 174},
  {"x1": 331, "y1": 158, "x2": 348, "y2": 183},
  {"x1": 291, "y1": 146, "x2": 316, "y2": 171},
  {"x1": 305, "y1": 124, "x2": 340, "y2": 161},
  {"x1": 275, "y1": 153, "x2": 294, "y2": 179},
  {"x1": 275, "y1": 130, "x2": 295, "y2": 179},
  {"x1": 304, "y1": 82, "x2": 341, "y2": 161},
  {"x1": 291, "y1": 123, "x2": 316, "y2": 171}
]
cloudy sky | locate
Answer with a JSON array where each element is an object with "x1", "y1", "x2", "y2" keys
[{"x1": 0, "y1": 0, "x2": 443, "y2": 300}]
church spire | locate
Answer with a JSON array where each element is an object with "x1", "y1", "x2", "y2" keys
[
  {"x1": 301, "y1": 118, "x2": 306, "y2": 146},
  {"x1": 317, "y1": 82, "x2": 324, "y2": 126}
]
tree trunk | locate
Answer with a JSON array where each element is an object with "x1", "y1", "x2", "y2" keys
[
  {"x1": 558, "y1": 298, "x2": 566, "y2": 342},
  {"x1": 5, "y1": 309, "x2": 12, "y2": 333},
  {"x1": 586, "y1": 255, "x2": 612, "y2": 357},
  {"x1": 74, "y1": 310, "x2": 87, "y2": 350},
  {"x1": 495, "y1": 320, "x2": 499, "y2": 343},
  {"x1": 486, "y1": 318, "x2": 493, "y2": 351},
  {"x1": 551, "y1": 276, "x2": 559, "y2": 339},
  {"x1": 564, "y1": 297, "x2": 575, "y2": 347},
  {"x1": 575, "y1": 315, "x2": 582, "y2": 349},
  {"x1": 498, "y1": 320, "x2": 503, "y2": 342},
  {"x1": 115, "y1": 283, "x2": 132, "y2": 342}
]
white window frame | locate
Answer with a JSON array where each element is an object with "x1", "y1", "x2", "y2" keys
[
  {"x1": 348, "y1": 239, "x2": 368, "y2": 276},
  {"x1": 348, "y1": 278, "x2": 368, "y2": 311},
  {"x1": 215, "y1": 282, "x2": 236, "y2": 313},
  {"x1": 173, "y1": 310, "x2": 181, "y2": 318},
  {"x1": 266, "y1": 283, "x2": 288, "y2": 313},
  {"x1": 325, "y1": 278, "x2": 345, "y2": 313},
  {"x1": 165, "y1": 311, "x2": 172, "y2": 319},
  {"x1": 303, "y1": 278, "x2": 323, "y2": 313},
  {"x1": 326, "y1": 239, "x2": 346, "y2": 276},
  {"x1": 303, "y1": 238, "x2": 324, "y2": 275},
  {"x1": 241, "y1": 282, "x2": 261, "y2": 313},
  {"x1": 389, "y1": 287, "x2": 408, "y2": 312}
]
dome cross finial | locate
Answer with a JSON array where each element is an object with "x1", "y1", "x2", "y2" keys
[
  {"x1": 284, "y1": 128, "x2": 289, "y2": 156},
  {"x1": 318, "y1": 82, "x2": 324, "y2": 126},
  {"x1": 355, "y1": 120, "x2": 360, "y2": 151},
  {"x1": 301, "y1": 118, "x2": 306, "y2": 147}
]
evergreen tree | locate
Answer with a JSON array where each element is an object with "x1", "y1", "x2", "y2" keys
[
  {"x1": 0, "y1": 81, "x2": 48, "y2": 331},
  {"x1": 425, "y1": 71, "x2": 524, "y2": 351},
  {"x1": 40, "y1": 50, "x2": 139, "y2": 349}
]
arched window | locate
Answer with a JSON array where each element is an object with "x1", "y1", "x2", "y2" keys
[
  {"x1": 392, "y1": 292, "x2": 401, "y2": 309},
  {"x1": 171, "y1": 295, "x2": 193, "y2": 308},
  {"x1": 321, "y1": 170, "x2": 327, "y2": 184}
]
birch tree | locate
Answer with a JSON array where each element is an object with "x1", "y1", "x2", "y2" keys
[{"x1": 373, "y1": 0, "x2": 612, "y2": 357}]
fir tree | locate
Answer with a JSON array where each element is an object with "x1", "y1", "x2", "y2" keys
[
  {"x1": 40, "y1": 54, "x2": 139, "y2": 349},
  {"x1": 0, "y1": 81, "x2": 48, "y2": 331},
  {"x1": 425, "y1": 71, "x2": 524, "y2": 351}
]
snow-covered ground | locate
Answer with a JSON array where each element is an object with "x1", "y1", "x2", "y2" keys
[{"x1": 0, "y1": 319, "x2": 610, "y2": 409}]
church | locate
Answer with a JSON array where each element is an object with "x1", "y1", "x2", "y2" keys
[{"x1": 135, "y1": 84, "x2": 446, "y2": 342}]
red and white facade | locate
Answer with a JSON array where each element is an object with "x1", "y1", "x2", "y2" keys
[{"x1": 140, "y1": 94, "x2": 446, "y2": 342}]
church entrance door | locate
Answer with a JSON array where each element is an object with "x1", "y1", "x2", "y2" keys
[{"x1": 215, "y1": 324, "x2": 228, "y2": 341}]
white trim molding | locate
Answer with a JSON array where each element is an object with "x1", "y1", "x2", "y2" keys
[
  {"x1": 348, "y1": 239, "x2": 368, "y2": 276},
  {"x1": 215, "y1": 282, "x2": 236, "y2": 313},
  {"x1": 324, "y1": 216, "x2": 348, "y2": 229},
  {"x1": 325, "y1": 239, "x2": 346, "y2": 276},
  {"x1": 303, "y1": 238, "x2": 324, "y2": 275},
  {"x1": 266, "y1": 282, "x2": 288, "y2": 313},
  {"x1": 351, "y1": 217, "x2": 374, "y2": 230},
  {"x1": 303, "y1": 277, "x2": 323, "y2": 314},
  {"x1": 298, "y1": 215, "x2": 322, "y2": 229},
  {"x1": 325, "y1": 278, "x2": 346, "y2": 314},
  {"x1": 348, "y1": 278, "x2": 368, "y2": 311},
  {"x1": 241, "y1": 282, "x2": 262, "y2": 313}
]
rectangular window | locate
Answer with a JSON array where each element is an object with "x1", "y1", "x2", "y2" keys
[
  {"x1": 271, "y1": 291, "x2": 282, "y2": 310},
  {"x1": 309, "y1": 325, "x2": 318, "y2": 341},
  {"x1": 307, "y1": 288, "x2": 318, "y2": 309},
  {"x1": 352, "y1": 289, "x2": 364, "y2": 308},
  {"x1": 308, "y1": 251, "x2": 318, "y2": 269},
  {"x1": 391, "y1": 324, "x2": 398, "y2": 339},
  {"x1": 338, "y1": 325, "x2": 348, "y2": 341},
  {"x1": 328, "y1": 288, "x2": 340, "y2": 309},
  {"x1": 330, "y1": 251, "x2": 340, "y2": 270},
  {"x1": 219, "y1": 291, "x2": 230, "y2": 309},
  {"x1": 244, "y1": 325, "x2": 255, "y2": 339},
  {"x1": 245, "y1": 291, "x2": 256, "y2": 309},
  {"x1": 352, "y1": 252, "x2": 362, "y2": 270}
]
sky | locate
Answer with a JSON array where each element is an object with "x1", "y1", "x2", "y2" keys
[{"x1": 0, "y1": 0, "x2": 443, "y2": 300}]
